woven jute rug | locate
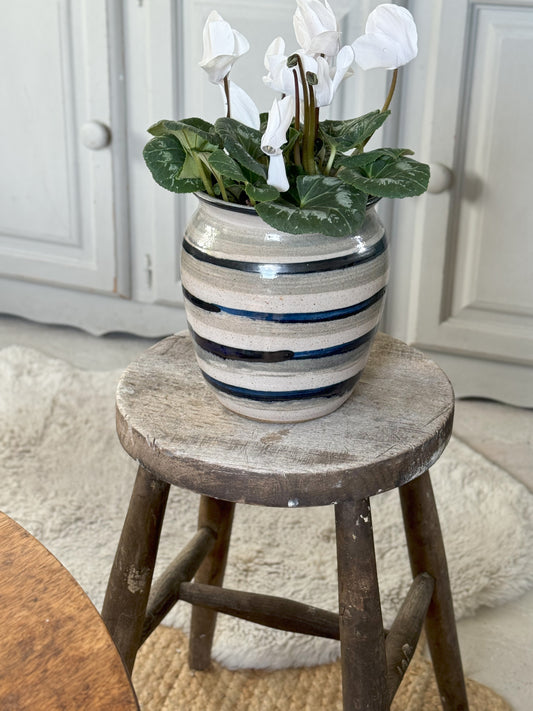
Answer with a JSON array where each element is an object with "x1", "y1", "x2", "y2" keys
[{"x1": 132, "y1": 626, "x2": 512, "y2": 711}]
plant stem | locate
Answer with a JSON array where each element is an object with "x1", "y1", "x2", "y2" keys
[
  {"x1": 223, "y1": 75, "x2": 231, "y2": 118},
  {"x1": 381, "y1": 68, "x2": 398, "y2": 114},
  {"x1": 292, "y1": 69, "x2": 302, "y2": 166},
  {"x1": 325, "y1": 145, "x2": 336, "y2": 175},
  {"x1": 294, "y1": 56, "x2": 310, "y2": 123},
  {"x1": 194, "y1": 155, "x2": 215, "y2": 196},
  {"x1": 359, "y1": 68, "x2": 399, "y2": 153},
  {"x1": 305, "y1": 83, "x2": 317, "y2": 174},
  {"x1": 292, "y1": 55, "x2": 314, "y2": 173},
  {"x1": 215, "y1": 173, "x2": 229, "y2": 201}
]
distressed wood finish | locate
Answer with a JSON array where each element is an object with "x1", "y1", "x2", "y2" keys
[
  {"x1": 189, "y1": 495, "x2": 236, "y2": 670},
  {"x1": 141, "y1": 526, "x2": 217, "y2": 644},
  {"x1": 180, "y1": 582, "x2": 341, "y2": 639},
  {"x1": 115, "y1": 332, "x2": 454, "y2": 507},
  {"x1": 335, "y1": 498, "x2": 388, "y2": 711},
  {"x1": 102, "y1": 465, "x2": 170, "y2": 673},
  {"x1": 0, "y1": 512, "x2": 139, "y2": 711},
  {"x1": 400, "y1": 471, "x2": 470, "y2": 711},
  {"x1": 385, "y1": 573, "x2": 435, "y2": 702},
  {"x1": 106, "y1": 331, "x2": 468, "y2": 710}
]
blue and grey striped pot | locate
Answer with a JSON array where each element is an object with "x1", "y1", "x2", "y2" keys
[{"x1": 180, "y1": 193, "x2": 389, "y2": 423}]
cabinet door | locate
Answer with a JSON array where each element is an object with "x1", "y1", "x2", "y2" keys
[
  {"x1": 0, "y1": 0, "x2": 127, "y2": 296},
  {"x1": 387, "y1": 0, "x2": 533, "y2": 405}
]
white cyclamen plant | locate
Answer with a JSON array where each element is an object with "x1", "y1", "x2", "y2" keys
[{"x1": 144, "y1": 1, "x2": 429, "y2": 237}]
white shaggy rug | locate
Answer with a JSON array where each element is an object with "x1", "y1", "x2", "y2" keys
[{"x1": 1, "y1": 344, "x2": 532, "y2": 670}]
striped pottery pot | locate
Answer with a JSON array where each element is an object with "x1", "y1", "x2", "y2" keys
[{"x1": 180, "y1": 193, "x2": 389, "y2": 423}]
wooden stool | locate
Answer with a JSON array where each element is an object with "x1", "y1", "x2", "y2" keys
[{"x1": 102, "y1": 332, "x2": 469, "y2": 711}]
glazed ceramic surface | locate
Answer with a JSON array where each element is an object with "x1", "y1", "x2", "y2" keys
[{"x1": 180, "y1": 194, "x2": 389, "y2": 422}]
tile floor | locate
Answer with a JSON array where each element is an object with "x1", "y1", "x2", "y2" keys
[{"x1": 0, "y1": 313, "x2": 532, "y2": 710}]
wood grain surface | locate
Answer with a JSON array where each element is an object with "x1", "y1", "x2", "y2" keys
[
  {"x1": 116, "y1": 332, "x2": 454, "y2": 507},
  {"x1": 0, "y1": 512, "x2": 139, "y2": 710}
]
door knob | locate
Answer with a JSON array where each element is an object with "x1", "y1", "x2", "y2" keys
[
  {"x1": 427, "y1": 163, "x2": 453, "y2": 194},
  {"x1": 80, "y1": 121, "x2": 112, "y2": 150}
]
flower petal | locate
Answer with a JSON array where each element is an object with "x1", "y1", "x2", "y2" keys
[
  {"x1": 352, "y1": 3, "x2": 418, "y2": 70},
  {"x1": 294, "y1": 0, "x2": 340, "y2": 56},
  {"x1": 261, "y1": 95, "x2": 295, "y2": 154},
  {"x1": 313, "y1": 46, "x2": 353, "y2": 107},
  {"x1": 199, "y1": 11, "x2": 250, "y2": 84},
  {"x1": 219, "y1": 81, "x2": 261, "y2": 129},
  {"x1": 267, "y1": 153, "x2": 290, "y2": 192}
]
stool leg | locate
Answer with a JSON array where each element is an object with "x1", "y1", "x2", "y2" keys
[
  {"x1": 399, "y1": 470, "x2": 469, "y2": 711},
  {"x1": 188, "y1": 495, "x2": 235, "y2": 670},
  {"x1": 335, "y1": 498, "x2": 388, "y2": 711},
  {"x1": 102, "y1": 465, "x2": 170, "y2": 673}
]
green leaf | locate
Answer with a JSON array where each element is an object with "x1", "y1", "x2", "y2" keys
[
  {"x1": 148, "y1": 118, "x2": 220, "y2": 154},
  {"x1": 207, "y1": 149, "x2": 246, "y2": 183},
  {"x1": 143, "y1": 135, "x2": 204, "y2": 193},
  {"x1": 214, "y1": 118, "x2": 267, "y2": 179},
  {"x1": 255, "y1": 176, "x2": 368, "y2": 237},
  {"x1": 337, "y1": 148, "x2": 413, "y2": 170},
  {"x1": 245, "y1": 182, "x2": 279, "y2": 203},
  {"x1": 319, "y1": 111, "x2": 390, "y2": 153},
  {"x1": 338, "y1": 153, "x2": 430, "y2": 198}
]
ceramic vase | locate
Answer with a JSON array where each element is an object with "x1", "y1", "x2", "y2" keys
[{"x1": 180, "y1": 193, "x2": 389, "y2": 423}]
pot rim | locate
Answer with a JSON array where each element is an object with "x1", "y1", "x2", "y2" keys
[{"x1": 194, "y1": 191, "x2": 381, "y2": 215}]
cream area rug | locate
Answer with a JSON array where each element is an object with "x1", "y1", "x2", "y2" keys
[{"x1": 1, "y1": 344, "x2": 532, "y2": 670}]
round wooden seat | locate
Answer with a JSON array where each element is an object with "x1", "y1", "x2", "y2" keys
[
  {"x1": 103, "y1": 332, "x2": 469, "y2": 711},
  {"x1": 115, "y1": 332, "x2": 454, "y2": 507}
]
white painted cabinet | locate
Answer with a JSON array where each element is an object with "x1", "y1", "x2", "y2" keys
[
  {"x1": 0, "y1": 0, "x2": 384, "y2": 336},
  {"x1": 1, "y1": 1, "x2": 531, "y2": 405},
  {"x1": 386, "y1": 0, "x2": 533, "y2": 405}
]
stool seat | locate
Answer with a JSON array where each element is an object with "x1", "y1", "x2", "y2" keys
[{"x1": 116, "y1": 332, "x2": 454, "y2": 507}]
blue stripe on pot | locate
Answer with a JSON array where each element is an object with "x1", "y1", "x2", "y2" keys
[
  {"x1": 182, "y1": 286, "x2": 387, "y2": 323},
  {"x1": 200, "y1": 371, "x2": 362, "y2": 402},
  {"x1": 189, "y1": 326, "x2": 377, "y2": 362},
  {"x1": 182, "y1": 235, "x2": 387, "y2": 275}
]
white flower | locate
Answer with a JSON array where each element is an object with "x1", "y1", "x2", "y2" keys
[
  {"x1": 267, "y1": 154, "x2": 290, "y2": 192},
  {"x1": 199, "y1": 11, "x2": 250, "y2": 84},
  {"x1": 352, "y1": 4, "x2": 418, "y2": 71},
  {"x1": 313, "y1": 45, "x2": 354, "y2": 107},
  {"x1": 293, "y1": 0, "x2": 340, "y2": 57},
  {"x1": 263, "y1": 38, "x2": 351, "y2": 108},
  {"x1": 261, "y1": 95, "x2": 294, "y2": 192},
  {"x1": 219, "y1": 80, "x2": 260, "y2": 129},
  {"x1": 263, "y1": 38, "x2": 313, "y2": 97},
  {"x1": 261, "y1": 95, "x2": 295, "y2": 155}
]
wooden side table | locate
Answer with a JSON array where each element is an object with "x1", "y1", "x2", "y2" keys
[
  {"x1": 102, "y1": 332, "x2": 469, "y2": 711},
  {"x1": 0, "y1": 512, "x2": 139, "y2": 710}
]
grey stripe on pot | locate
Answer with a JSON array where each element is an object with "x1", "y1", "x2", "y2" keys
[
  {"x1": 200, "y1": 369, "x2": 362, "y2": 403},
  {"x1": 184, "y1": 300, "x2": 384, "y2": 352},
  {"x1": 182, "y1": 235, "x2": 387, "y2": 274},
  {"x1": 192, "y1": 337, "x2": 372, "y2": 377},
  {"x1": 181, "y1": 251, "x2": 390, "y2": 313},
  {"x1": 192, "y1": 345, "x2": 371, "y2": 390},
  {"x1": 182, "y1": 286, "x2": 386, "y2": 323},
  {"x1": 184, "y1": 215, "x2": 385, "y2": 263},
  {"x1": 208, "y1": 387, "x2": 356, "y2": 422}
]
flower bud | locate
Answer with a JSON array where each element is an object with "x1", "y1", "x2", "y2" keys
[{"x1": 199, "y1": 11, "x2": 250, "y2": 84}]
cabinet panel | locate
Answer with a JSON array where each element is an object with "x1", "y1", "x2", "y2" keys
[
  {"x1": 451, "y1": 6, "x2": 533, "y2": 318},
  {"x1": 386, "y1": 0, "x2": 533, "y2": 404},
  {"x1": 0, "y1": 0, "x2": 124, "y2": 295}
]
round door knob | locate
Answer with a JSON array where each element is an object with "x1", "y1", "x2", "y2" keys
[
  {"x1": 80, "y1": 121, "x2": 111, "y2": 150},
  {"x1": 427, "y1": 163, "x2": 453, "y2": 194}
]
